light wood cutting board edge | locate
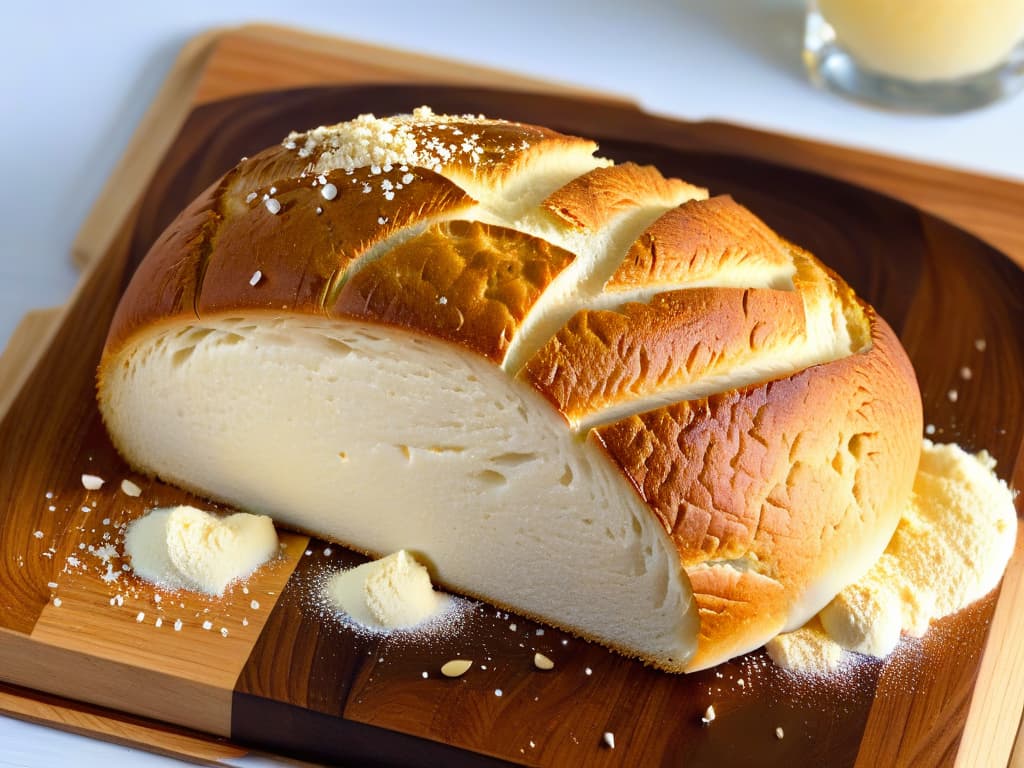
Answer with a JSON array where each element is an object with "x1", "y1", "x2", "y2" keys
[{"x1": 1, "y1": 22, "x2": 1022, "y2": 767}]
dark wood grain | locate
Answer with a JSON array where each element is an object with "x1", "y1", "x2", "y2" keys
[{"x1": 1, "y1": 83, "x2": 1021, "y2": 767}]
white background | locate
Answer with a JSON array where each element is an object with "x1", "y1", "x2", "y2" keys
[{"x1": 2, "y1": 1, "x2": 1021, "y2": 765}]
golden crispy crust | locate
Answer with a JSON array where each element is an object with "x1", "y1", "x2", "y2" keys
[
  {"x1": 591, "y1": 306, "x2": 921, "y2": 670},
  {"x1": 523, "y1": 287, "x2": 806, "y2": 425},
  {"x1": 541, "y1": 163, "x2": 705, "y2": 231},
  {"x1": 100, "y1": 110, "x2": 924, "y2": 673},
  {"x1": 105, "y1": 116, "x2": 589, "y2": 362},
  {"x1": 334, "y1": 220, "x2": 575, "y2": 363},
  {"x1": 608, "y1": 195, "x2": 792, "y2": 290},
  {"x1": 287, "y1": 114, "x2": 600, "y2": 193},
  {"x1": 202, "y1": 166, "x2": 476, "y2": 316}
]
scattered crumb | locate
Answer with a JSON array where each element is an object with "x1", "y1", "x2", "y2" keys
[
  {"x1": 155, "y1": 617, "x2": 163, "y2": 628},
  {"x1": 81, "y1": 474, "x2": 104, "y2": 490},
  {"x1": 737, "y1": 678, "x2": 745, "y2": 687},
  {"x1": 441, "y1": 659, "x2": 473, "y2": 678},
  {"x1": 33, "y1": 531, "x2": 44, "y2": 539},
  {"x1": 495, "y1": 689, "x2": 503, "y2": 697},
  {"x1": 47, "y1": 581, "x2": 58, "y2": 589},
  {"x1": 602, "y1": 732, "x2": 615, "y2": 749},
  {"x1": 959, "y1": 366, "x2": 972, "y2": 380},
  {"x1": 947, "y1": 389, "x2": 958, "y2": 403},
  {"x1": 249, "y1": 270, "x2": 263, "y2": 287},
  {"x1": 585, "y1": 667, "x2": 593, "y2": 676},
  {"x1": 251, "y1": 600, "x2": 260, "y2": 610},
  {"x1": 534, "y1": 652, "x2": 554, "y2": 671},
  {"x1": 701, "y1": 705, "x2": 716, "y2": 724},
  {"x1": 776, "y1": 726, "x2": 784, "y2": 739},
  {"x1": 320, "y1": 183, "x2": 338, "y2": 201},
  {"x1": 975, "y1": 338, "x2": 986, "y2": 351},
  {"x1": 264, "y1": 198, "x2": 281, "y2": 215},
  {"x1": 323, "y1": 547, "x2": 333, "y2": 556},
  {"x1": 202, "y1": 620, "x2": 213, "y2": 631},
  {"x1": 220, "y1": 627, "x2": 229, "y2": 637},
  {"x1": 925, "y1": 424, "x2": 936, "y2": 435},
  {"x1": 52, "y1": 597, "x2": 62, "y2": 608},
  {"x1": 136, "y1": 612, "x2": 145, "y2": 623},
  {"x1": 509, "y1": 623, "x2": 517, "y2": 632},
  {"x1": 174, "y1": 619, "x2": 183, "y2": 632}
]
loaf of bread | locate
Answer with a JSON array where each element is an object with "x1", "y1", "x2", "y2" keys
[{"x1": 97, "y1": 107, "x2": 922, "y2": 672}]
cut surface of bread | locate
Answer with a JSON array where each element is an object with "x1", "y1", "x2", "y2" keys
[
  {"x1": 102, "y1": 317, "x2": 697, "y2": 668},
  {"x1": 98, "y1": 107, "x2": 922, "y2": 672}
]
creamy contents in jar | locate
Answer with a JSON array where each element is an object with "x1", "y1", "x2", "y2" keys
[{"x1": 818, "y1": 0, "x2": 1024, "y2": 81}]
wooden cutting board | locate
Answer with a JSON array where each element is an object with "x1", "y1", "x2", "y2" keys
[{"x1": 1, "y1": 24, "x2": 1023, "y2": 768}]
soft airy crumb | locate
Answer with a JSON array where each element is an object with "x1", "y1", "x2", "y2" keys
[
  {"x1": 533, "y1": 652, "x2": 554, "y2": 670},
  {"x1": 441, "y1": 659, "x2": 473, "y2": 678},
  {"x1": 120, "y1": 478, "x2": 142, "y2": 497},
  {"x1": 766, "y1": 618, "x2": 847, "y2": 674},
  {"x1": 81, "y1": 474, "x2": 104, "y2": 490}
]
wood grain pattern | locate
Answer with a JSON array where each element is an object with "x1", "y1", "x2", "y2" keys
[
  {"x1": 108, "y1": 84, "x2": 1021, "y2": 767},
  {"x1": 2, "y1": 24, "x2": 1023, "y2": 767},
  {"x1": 0, "y1": 682, "x2": 248, "y2": 765},
  {"x1": 959, "y1": 526, "x2": 1024, "y2": 768},
  {"x1": 0, "y1": 197, "x2": 310, "y2": 734}
]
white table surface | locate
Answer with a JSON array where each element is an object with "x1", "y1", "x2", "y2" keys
[{"x1": 2, "y1": 1, "x2": 1022, "y2": 765}]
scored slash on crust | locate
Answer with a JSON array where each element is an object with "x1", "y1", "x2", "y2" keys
[{"x1": 97, "y1": 108, "x2": 922, "y2": 673}]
